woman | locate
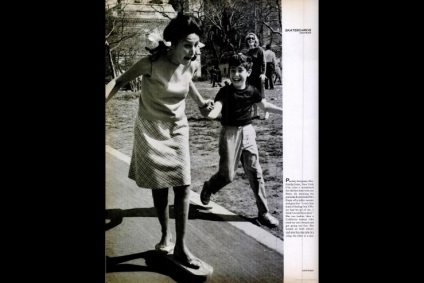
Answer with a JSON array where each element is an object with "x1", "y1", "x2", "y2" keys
[
  {"x1": 105, "y1": 13, "x2": 213, "y2": 268},
  {"x1": 244, "y1": 32, "x2": 268, "y2": 119}
]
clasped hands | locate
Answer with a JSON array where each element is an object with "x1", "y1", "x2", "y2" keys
[{"x1": 199, "y1": 99, "x2": 214, "y2": 117}]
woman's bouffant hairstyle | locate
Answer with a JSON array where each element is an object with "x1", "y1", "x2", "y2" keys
[
  {"x1": 229, "y1": 53, "x2": 253, "y2": 70},
  {"x1": 245, "y1": 32, "x2": 260, "y2": 48},
  {"x1": 163, "y1": 12, "x2": 203, "y2": 44},
  {"x1": 148, "y1": 12, "x2": 203, "y2": 61}
]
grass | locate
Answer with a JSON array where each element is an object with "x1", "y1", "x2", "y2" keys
[{"x1": 106, "y1": 80, "x2": 284, "y2": 240}]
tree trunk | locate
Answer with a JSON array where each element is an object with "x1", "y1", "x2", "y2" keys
[{"x1": 106, "y1": 40, "x2": 117, "y2": 79}]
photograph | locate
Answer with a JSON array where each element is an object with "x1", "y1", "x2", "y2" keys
[{"x1": 105, "y1": 0, "x2": 316, "y2": 282}]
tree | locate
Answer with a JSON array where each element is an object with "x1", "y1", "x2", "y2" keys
[
  {"x1": 105, "y1": 2, "x2": 142, "y2": 83},
  {"x1": 168, "y1": 0, "x2": 185, "y2": 13},
  {"x1": 197, "y1": 0, "x2": 282, "y2": 65},
  {"x1": 253, "y1": 0, "x2": 282, "y2": 48},
  {"x1": 201, "y1": 0, "x2": 255, "y2": 66},
  {"x1": 104, "y1": 0, "x2": 282, "y2": 84}
]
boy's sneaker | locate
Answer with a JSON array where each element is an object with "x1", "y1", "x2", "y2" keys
[
  {"x1": 200, "y1": 181, "x2": 211, "y2": 205},
  {"x1": 258, "y1": 212, "x2": 279, "y2": 227}
]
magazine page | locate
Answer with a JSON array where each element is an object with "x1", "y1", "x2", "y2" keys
[
  {"x1": 106, "y1": 0, "x2": 318, "y2": 282},
  {"x1": 282, "y1": 0, "x2": 319, "y2": 282}
]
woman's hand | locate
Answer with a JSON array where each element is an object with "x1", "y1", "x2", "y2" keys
[
  {"x1": 199, "y1": 99, "x2": 214, "y2": 117},
  {"x1": 204, "y1": 99, "x2": 214, "y2": 111}
]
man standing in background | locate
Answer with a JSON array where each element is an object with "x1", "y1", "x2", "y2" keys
[
  {"x1": 264, "y1": 44, "x2": 277, "y2": 90},
  {"x1": 274, "y1": 56, "x2": 282, "y2": 85}
]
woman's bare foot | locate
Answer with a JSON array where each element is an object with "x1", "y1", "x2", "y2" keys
[
  {"x1": 155, "y1": 233, "x2": 174, "y2": 253},
  {"x1": 173, "y1": 245, "x2": 201, "y2": 269}
]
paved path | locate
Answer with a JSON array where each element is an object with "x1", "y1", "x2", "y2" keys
[{"x1": 105, "y1": 146, "x2": 284, "y2": 283}]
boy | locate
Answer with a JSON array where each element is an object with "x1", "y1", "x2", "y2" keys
[{"x1": 201, "y1": 53, "x2": 282, "y2": 227}]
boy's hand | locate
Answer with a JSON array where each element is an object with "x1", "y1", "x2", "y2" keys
[{"x1": 199, "y1": 99, "x2": 214, "y2": 117}]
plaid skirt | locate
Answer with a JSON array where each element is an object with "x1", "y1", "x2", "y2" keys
[{"x1": 128, "y1": 115, "x2": 191, "y2": 189}]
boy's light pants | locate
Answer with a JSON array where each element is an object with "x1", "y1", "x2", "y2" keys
[{"x1": 206, "y1": 124, "x2": 269, "y2": 215}]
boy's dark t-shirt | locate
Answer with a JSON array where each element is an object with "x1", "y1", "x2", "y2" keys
[{"x1": 214, "y1": 84, "x2": 262, "y2": 127}]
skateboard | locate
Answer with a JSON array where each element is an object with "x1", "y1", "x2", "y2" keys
[{"x1": 155, "y1": 250, "x2": 213, "y2": 279}]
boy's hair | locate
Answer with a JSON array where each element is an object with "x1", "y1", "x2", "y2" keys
[{"x1": 229, "y1": 53, "x2": 253, "y2": 70}]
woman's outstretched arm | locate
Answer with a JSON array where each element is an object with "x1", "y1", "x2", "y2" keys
[{"x1": 106, "y1": 57, "x2": 151, "y2": 103}]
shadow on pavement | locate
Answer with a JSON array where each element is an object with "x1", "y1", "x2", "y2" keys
[
  {"x1": 106, "y1": 251, "x2": 208, "y2": 283},
  {"x1": 105, "y1": 204, "x2": 257, "y2": 231}
]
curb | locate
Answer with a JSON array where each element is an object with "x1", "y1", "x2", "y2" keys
[{"x1": 106, "y1": 145, "x2": 284, "y2": 256}]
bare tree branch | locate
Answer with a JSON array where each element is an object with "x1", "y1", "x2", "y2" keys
[
  {"x1": 106, "y1": 18, "x2": 117, "y2": 39},
  {"x1": 262, "y1": 21, "x2": 282, "y2": 36},
  {"x1": 109, "y1": 31, "x2": 140, "y2": 48},
  {"x1": 148, "y1": 4, "x2": 172, "y2": 19}
]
